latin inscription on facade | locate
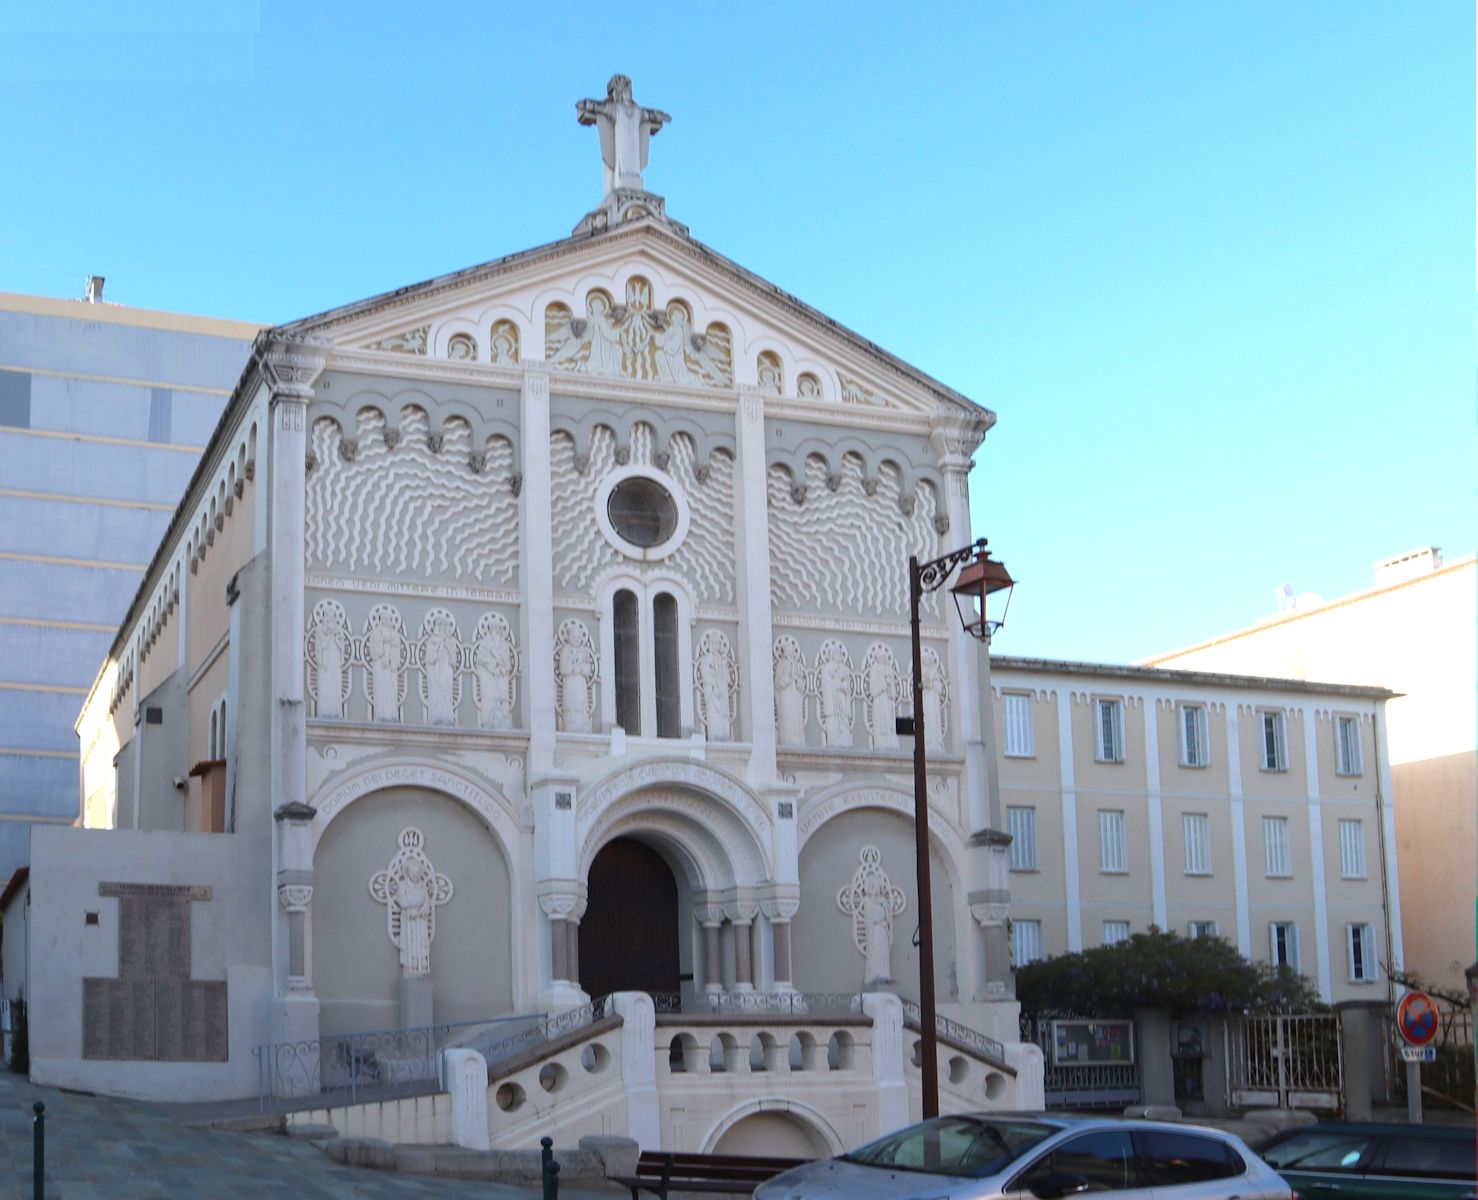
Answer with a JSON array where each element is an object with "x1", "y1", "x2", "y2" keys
[{"x1": 83, "y1": 882, "x2": 227, "y2": 1062}]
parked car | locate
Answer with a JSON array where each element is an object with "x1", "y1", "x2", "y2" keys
[
  {"x1": 1257, "y1": 1120, "x2": 1477, "y2": 1199},
  {"x1": 754, "y1": 1112, "x2": 1296, "y2": 1198}
]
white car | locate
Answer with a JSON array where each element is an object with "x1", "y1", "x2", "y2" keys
[{"x1": 754, "y1": 1113, "x2": 1296, "y2": 1199}]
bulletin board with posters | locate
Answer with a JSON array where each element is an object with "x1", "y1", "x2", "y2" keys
[{"x1": 1051, "y1": 1019, "x2": 1135, "y2": 1067}]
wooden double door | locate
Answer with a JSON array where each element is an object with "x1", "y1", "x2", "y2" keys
[{"x1": 578, "y1": 836, "x2": 682, "y2": 1000}]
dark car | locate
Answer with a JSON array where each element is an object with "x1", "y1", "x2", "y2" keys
[{"x1": 1257, "y1": 1121, "x2": 1477, "y2": 1199}]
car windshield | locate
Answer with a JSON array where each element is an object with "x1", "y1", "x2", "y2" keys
[{"x1": 843, "y1": 1116, "x2": 1057, "y2": 1178}]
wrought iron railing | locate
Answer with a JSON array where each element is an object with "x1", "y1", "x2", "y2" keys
[{"x1": 903, "y1": 999, "x2": 1007, "y2": 1064}]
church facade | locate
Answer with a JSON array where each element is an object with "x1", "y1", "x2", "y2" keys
[{"x1": 37, "y1": 77, "x2": 1039, "y2": 1146}]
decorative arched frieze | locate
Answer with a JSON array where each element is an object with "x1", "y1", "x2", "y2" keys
[{"x1": 308, "y1": 386, "x2": 519, "y2": 453}]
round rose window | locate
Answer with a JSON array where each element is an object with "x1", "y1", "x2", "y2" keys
[{"x1": 606, "y1": 476, "x2": 679, "y2": 548}]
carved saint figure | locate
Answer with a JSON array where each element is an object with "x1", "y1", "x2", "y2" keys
[
  {"x1": 654, "y1": 304, "x2": 695, "y2": 384},
  {"x1": 369, "y1": 828, "x2": 454, "y2": 979},
  {"x1": 555, "y1": 619, "x2": 597, "y2": 733},
  {"x1": 816, "y1": 640, "x2": 855, "y2": 748},
  {"x1": 837, "y1": 845, "x2": 907, "y2": 988},
  {"x1": 366, "y1": 606, "x2": 406, "y2": 722},
  {"x1": 306, "y1": 600, "x2": 351, "y2": 719},
  {"x1": 473, "y1": 616, "x2": 516, "y2": 730},
  {"x1": 863, "y1": 643, "x2": 902, "y2": 751},
  {"x1": 585, "y1": 294, "x2": 621, "y2": 376},
  {"x1": 920, "y1": 648, "x2": 947, "y2": 751},
  {"x1": 694, "y1": 630, "x2": 735, "y2": 742},
  {"x1": 421, "y1": 611, "x2": 459, "y2": 725},
  {"x1": 772, "y1": 637, "x2": 808, "y2": 746},
  {"x1": 489, "y1": 327, "x2": 518, "y2": 366}
]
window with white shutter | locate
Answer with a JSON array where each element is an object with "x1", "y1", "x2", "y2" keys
[
  {"x1": 1188, "y1": 920, "x2": 1219, "y2": 940},
  {"x1": 1095, "y1": 698, "x2": 1124, "y2": 763},
  {"x1": 1338, "y1": 819, "x2": 1366, "y2": 878},
  {"x1": 1346, "y1": 923, "x2": 1377, "y2": 982},
  {"x1": 1003, "y1": 692, "x2": 1035, "y2": 757},
  {"x1": 1103, "y1": 920, "x2": 1130, "y2": 946},
  {"x1": 1007, "y1": 806, "x2": 1038, "y2": 871},
  {"x1": 1270, "y1": 921, "x2": 1300, "y2": 970},
  {"x1": 1336, "y1": 715, "x2": 1363, "y2": 776},
  {"x1": 1263, "y1": 816, "x2": 1291, "y2": 877},
  {"x1": 1098, "y1": 809, "x2": 1127, "y2": 873},
  {"x1": 1183, "y1": 813, "x2": 1211, "y2": 875},
  {"x1": 1260, "y1": 710, "x2": 1288, "y2": 772},
  {"x1": 1179, "y1": 703, "x2": 1209, "y2": 767},
  {"x1": 1012, "y1": 919, "x2": 1042, "y2": 967}
]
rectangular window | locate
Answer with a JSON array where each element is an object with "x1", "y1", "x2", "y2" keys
[
  {"x1": 1270, "y1": 921, "x2": 1300, "y2": 970},
  {"x1": 1098, "y1": 809, "x2": 1127, "y2": 873},
  {"x1": 1002, "y1": 692, "x2": 1035, "y2": 757},
  {"x1": 0, "y1": 369, "x2": 31, "y2": 429},
  {"x1": 1103, "y1": 920, "x2": 1130, "y2": 946},
  {"x1": 1188, "y1": 920, "x2": 1219, "y2": 940},
  {"x1": 1012, "y1": 919, "x2": 1042, "y2": 967},
  {"x1": 1260, "y1": 710, "x2": 1288, "y2": 772},
  {"x1": 1338, "y1": 819, "x2": 1366, "y2": 879},
  {"x1": 1263, "y1": 816, "x2": 1291, "y2": 877},
  {"x1": 1347, "y1": 923, "x2": 1377, "y2": 982},
  {"x1": 1095, "y1": 698, "x2": 1125, "y2": 763},
  {"x1": 1335, "y1": 715, "x2": 1363, "y2": 776},
  {"x1": 148, "y1": 386, "x2": 173, "y2": 444},
  {"x1": 1179, "y1": 703, "x2": 1210, "y2": 767},
  {"x1": 1007, "y1": 806, "x2": 1038, "y2": 871},
  {"x1": 1183, "y1": 813, "x2": 1211, "y2": 875}
]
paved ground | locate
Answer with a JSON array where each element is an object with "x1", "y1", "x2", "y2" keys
[{"x1": 0, "y1": 1070, "x2": 615, "y2": 1200}]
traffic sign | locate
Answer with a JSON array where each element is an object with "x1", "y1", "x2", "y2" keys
[
  {"x1": 1396, "y1": 990, "x2": 1440, "y2": 1047},
  {"x1": 1400, "y1": 1045, "x2": 1437, "y2": 1063}
]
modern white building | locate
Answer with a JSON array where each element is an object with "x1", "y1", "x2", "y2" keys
[
  {"x1": 0, "y1": 287, "x2": 259, "y2": 873},
  {"x1": 993, "y1": 658, "x2": 1400, "y2": 1005},
  {"x1": 16, "y1": 77, "x2": 1041, "y2": 1154}
]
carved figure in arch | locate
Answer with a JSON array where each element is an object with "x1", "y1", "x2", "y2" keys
[
  {"x1": 796, "y1": 372, "x2": 822, "y2": 400},
  {"x1": 862, "y1": 643, "x2": 903, "y2": 751},
  {"x1": 305, "y1": 599, "x2": 352, "y2": 719},
  {"x1": 772, "y1": 637, "x2": 808, "y2": 747},
  {"x1": 446, "y1": 333, "x2": 476, "y2": 362},
  {"x1": 489, "y1": 320, "x2": 519, "y2": 365},
  {"x1": 472, "y1": 612, "x2": 518, "y2": 730},
  {"x1": 694, "y1": 629, "x2": 737, "y2": 742},
  {"x1": 919, "y1": 646, "x2": 948, "y2": 751},
  {"x1": 554, "y1": 619, "x2": 599, "y2": 733},
  {"x1": 654, "y1": 303, "x2": 697, "y2": 384},
  {"x1": 368, "y1": 828, "x2": 454, "y2": 979},
  {"x1": 816, "y1": 639, "x2": 856, "y2": 748},
  {"x1": 418, "y1": 609, "x2": 462, "y2": 725},
  {"x1": 756, "y1": 351, "x2": 783, "y2": 395},
  {"x1": 837, "y1": 845, "x2": 907, "y2": 987},
  {"x1": 364, "y1": 605, "x2": 408, "y2": 722}
]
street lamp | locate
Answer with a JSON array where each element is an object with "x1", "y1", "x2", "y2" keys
[{"x1": 907, "y1": 538, "x2": 1015, "y2": 1119}]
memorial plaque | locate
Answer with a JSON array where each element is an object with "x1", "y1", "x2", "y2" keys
[{"x1": 83, "y1": 881, "x2": 227, "y2": 1062}]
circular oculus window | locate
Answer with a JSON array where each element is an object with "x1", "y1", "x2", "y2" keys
[{"x1": 607, "y1": 476, "x2": 678, "y2": 547}]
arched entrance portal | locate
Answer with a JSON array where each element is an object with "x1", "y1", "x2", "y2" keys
[{"x1": 580, "y1": 837, "x2": 681, "y2": 999}]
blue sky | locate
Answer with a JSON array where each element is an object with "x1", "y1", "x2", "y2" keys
[{"x1": 2, "y1": 1, "x2": 1471, "y2": 664}]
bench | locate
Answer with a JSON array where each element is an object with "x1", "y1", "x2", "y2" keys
[{"x1": 611, "y1": 1150, "x2": 810, "y2": 1199}]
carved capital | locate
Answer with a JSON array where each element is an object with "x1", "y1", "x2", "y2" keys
[
  {"x1": 929, "y1": 406, "x2": 991, "y2": 468},
  {"x1": 724, "y1": 900, "x2": 759, "y2": 925},
  {"x1": 260, "y1": 339, "x2": 327, "y2": 400},
  {"x1": 693, "y1": 903, "x2": 724, "y2": 926},
  {"x1": 970, "y1": 902, "x2": 1009, "y2": 928},
  {"x1": 760, "y1": 898, "x2": 799, "y2": 923},
  {"x1": 278, "y1": 884, "x2": 313, "y2": 913},
  {"x1": 538, "y1": 893, "x2": 580, "y2": 919}
]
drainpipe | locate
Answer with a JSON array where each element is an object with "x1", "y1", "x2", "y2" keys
[{"x1": 1370, "y1": 703, "x2": 1396, "y2": 1009}]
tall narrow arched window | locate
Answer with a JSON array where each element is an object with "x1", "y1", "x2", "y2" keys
[
  {"x1": 613, "y1": 588, "x2": 641, "y2": 734},
  {"x1": 653, "y1": 592, "x2": 680, "y2": 738}
]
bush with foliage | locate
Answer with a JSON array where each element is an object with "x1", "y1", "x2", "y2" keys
[{"x1": 1016, "y1": 927, "x2": 1323, "y2": 1016}]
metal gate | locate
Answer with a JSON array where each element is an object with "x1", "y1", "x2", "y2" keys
[
  {"x1": 1226, "y1": 1013, "x2": 1343, "y2": 1111},
  {"x1": 1023, "y1": 1015, "x2": 1141, "y2": 1109}
]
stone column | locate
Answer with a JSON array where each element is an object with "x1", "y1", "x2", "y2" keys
[
  {"x1": 697, "y1": 906, "x2": 724, "y2": 994},
  {"x1": 729, "y1": 905, "x2": 756, "y2": 992},
  {"x1": 761, "y1": 897, "x2": 799, "y2": 991},
  {"x1": 733, "y1": 388, "x2": 777, "y2": 786},
  {"x1": 968, "y1": 900, "x2": 1012, "y2": 1000},
  {"x1": 272, "y1": 799, "x2": 319, "y2": 1045},
  {"x1": 277, "y1": 885, "x2": 313, "y2": 990},
  {"x1": 539, "y1": 893, "x2": 580, "y2": 993},
  {"x1": 566, "y1": 895, "x2": 586, "y2": 989}
]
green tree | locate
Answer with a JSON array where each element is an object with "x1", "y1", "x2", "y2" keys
[{"x1": 1016, "y1": 928, "x2": 1323, "y2": 1016}]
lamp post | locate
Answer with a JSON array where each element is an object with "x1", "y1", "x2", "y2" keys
[{"x1": 907, "y1": 537, "x2": 1014, "y2": 1119}]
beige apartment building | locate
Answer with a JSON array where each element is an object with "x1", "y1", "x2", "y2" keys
[
  {"x1": 993, "y1": 658, "x2": 1400, "y2": 1006},
  {"x1": 1143, "y1": 548, "x2": 1475, "y2": 993}
]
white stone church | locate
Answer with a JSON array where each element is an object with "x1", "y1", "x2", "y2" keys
[{"x1": 13, "y1": 76, "x2": 1044, "y2": 1153}]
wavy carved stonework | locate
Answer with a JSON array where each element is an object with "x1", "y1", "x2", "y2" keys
[{"x1": 306, "y1": 408, "x2": 519, "y2": 584}]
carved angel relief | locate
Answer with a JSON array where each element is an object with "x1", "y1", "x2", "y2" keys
[
  {"x1": 554, "y1": 619, "x2": 599, "y2": 733},
  {"x1": 417, "y1": 608, "x2": 461, "y2": 726},
  {"x1": 366, "y1": 326, "x2": 429, "y2": 355},
  {"x1": 369, "y1": 828, "x2": 453, "y2": 979},
  {"x1": 545, "y1": 277, "x2": 733, "y2": 387},
  {"x1": 815, "y1": 638, "x2": 856, "y2": 748},
  {"x1": 861, "y1": 643, "x2": 904, "y2": 751},
  {"x1": 306, "y1": 599, "x2": 353, "y2": 719},
  {"x1": 694, "y1": 629, "x2": 738, "y2": 742},
  {"x1": 471, "y1": 612, "x2": 518, "y2": 731},
  {"x1": 772, "y1": 636, "x2": 809, "y2": 747},
  {"x1": 364, "y1": 604, "x2": 409, "y2": 722},
  {"x1": 837, "y1": 845, "x2": 907, "y2": 987}
]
